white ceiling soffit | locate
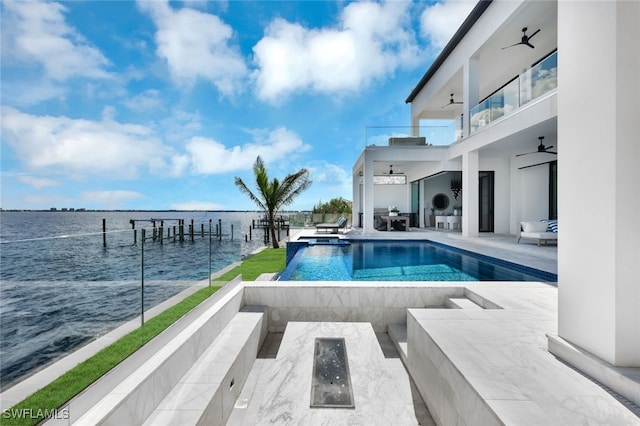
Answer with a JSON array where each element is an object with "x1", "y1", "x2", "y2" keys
[{"x1": 420, "y1": 1, "x2": 557, "y2": 118}]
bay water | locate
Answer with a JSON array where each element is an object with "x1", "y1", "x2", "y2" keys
[{"x1": 0, "y1": 211, "x2": 275, "y2": 390}]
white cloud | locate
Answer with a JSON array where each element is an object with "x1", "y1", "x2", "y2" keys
[
  {"x1": 17, "y1": 175, "x2": 59, "y2": 189},
  {"x1": 170, "y1": 200, "x2": 224, "y2": 210},
  {"x1": 252, "y1": 1, "x2": 422, "y2": 103},
  {"x1": 138, "y1": 0, "x2": 248, "y2": 96},
  {"x1": 420, "y1": 0, "x2": 477, "y2": 50},
  {"x1": 309, "y1": 162, "x2": 351, "y2": 187},
  {"x1": 1, "y1": 0, "x2": 110, "y2": 81},
  {"x1": 1, "y1": 106, "x2": 170, "y2": 178},
  {"x1": 0, "y1": 79, "x2": 67, "y2": 107},
  {"x1": 0, "y1": 106, "x2": 310, "y2": 181},
  {"x1": 80, "y1": 190, "x2": 145, "y2": 209},
  {"x1": 123, "y1": 89, "x2": 164, "y2": 112},
  {"x1": 184, "y1": 127, "x2": 311, "y2": 175},
  {"x1": 1, "y1": 106, "x2": 309, "y2": 180}
]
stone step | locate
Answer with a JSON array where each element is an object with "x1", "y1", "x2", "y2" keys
[
  {"x1": 388, "y1": 324, "x2": 408, "y2": 365},
  {"x1": 446, "y1": 297, "x2": 483, "y2": 309}
]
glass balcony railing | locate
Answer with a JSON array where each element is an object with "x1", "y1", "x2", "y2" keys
[
  {"x1": 520, "y1": 50, "x2": 558, "y2": 105},
  {"x1": 455, "y1": 114, "x2": 464, "y2": 141},
  {"x1": 364, "y1": 125, "x2": 455, "y2": 148},
  {"x1": 0, "y1": 210, "x2": 310, "y2": 390},
  {"x1": 470, "y1": 51, "x2": 557, "y2": 133}
]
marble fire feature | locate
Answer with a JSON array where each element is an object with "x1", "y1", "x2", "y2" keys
[{"x1": 244, "y1": 322, "x2": 422, "y2": 425}]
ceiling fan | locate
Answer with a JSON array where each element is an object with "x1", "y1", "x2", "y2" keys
[
  {"x1": 441, "y1": 93, "x2": 463, "y2": 108},
  {"x1": 502, "y1": 27, "x2": 540, "y2": 50},
  {"x1": 387, "y1": 164, "x2": 404, "y2": 175},
  {"x1": 516, "y1": 136, "x2": 556, "y2": 157}
]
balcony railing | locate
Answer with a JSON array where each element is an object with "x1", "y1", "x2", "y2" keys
[
  {"x1": 364, "y1": 125, "x2": 455, "y2": 148},
  {"x1": 470, "y1": 50, "x2": 557, "y2": 133}
]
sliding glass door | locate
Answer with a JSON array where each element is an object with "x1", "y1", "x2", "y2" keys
[
  {"x1": 479, "y1": 171, "x2": 494, "y2": 232},
  {"x1": 549, "y1": 161, "x2": 557, "y2": 220}
]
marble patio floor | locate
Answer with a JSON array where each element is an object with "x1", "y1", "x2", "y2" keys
[{"x1": 226, "y1": 322, "x2": 435, "y2": 426}]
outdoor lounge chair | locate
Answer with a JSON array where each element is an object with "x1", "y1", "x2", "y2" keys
[
  {"x1": 517, "y1": 220, "x2": 558, "y2": 246},
  {"x1": 316, "y1": 217, "x2": 347, "y2": 234}
]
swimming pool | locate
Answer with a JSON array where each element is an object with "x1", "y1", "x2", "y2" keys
[{"x1": 279, "y1": 240, "x2": 556, "y2": 282}]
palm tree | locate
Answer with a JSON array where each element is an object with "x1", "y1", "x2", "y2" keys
[{"x1": 235, "y1": 156, "x2": 311, "y2": 248}]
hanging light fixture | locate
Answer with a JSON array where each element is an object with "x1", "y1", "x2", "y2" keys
[{"x1": 451, "y1": 178, "x2": 462, "y2": 200}]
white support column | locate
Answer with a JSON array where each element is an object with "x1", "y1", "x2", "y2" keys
[
  {"x1": 509, "y1": 157, "x2": 521, "y2": 235},
  {"x1": 411, "y1": 117, "x2": 420, "y2": 137},
  {"x1": 462, "y1": 151, "x2": 479, "y2": 237},
  {"x1": 363, "y1": 155, "x2": 375, "y2": 234},
  {"x1": 556, "y1": 0, "x2": 640, "y2": 366},
  {"x1": 463, "y1": 57, "x2": 479, "y2": 138},
  {"x1": 352, "y1": 171, "x2": 360, "y2": 228},
  {"x1": 419, "y1": 179, "x2": 425, "y2": 228}
]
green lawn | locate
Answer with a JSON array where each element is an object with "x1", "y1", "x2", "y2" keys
[
  {"x1": 216, "y1": 247, "x2": 286, "y2": 282},
  {"x1": 1, "y1": 247, "x2": 286, "y2": 426}
]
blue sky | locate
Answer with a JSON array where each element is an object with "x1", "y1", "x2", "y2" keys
[{"x1": 1, "y1": 0, "x2": 476, "y2": 211}]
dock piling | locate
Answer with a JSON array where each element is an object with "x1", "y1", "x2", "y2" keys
[{"x1": 102, "y1": 218, "x2": 107, "y2": 247}]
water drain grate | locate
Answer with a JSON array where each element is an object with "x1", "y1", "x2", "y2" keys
[{"x1": 311, "y1": 337, "x2": 355, "y2": 408}]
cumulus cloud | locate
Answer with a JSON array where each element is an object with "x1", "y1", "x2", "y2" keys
[
  {"x1": 420, "y1": 0, "x2": 477, "y2": 50},
  {"x1": 138, "y1": 0, "x2": 248, "y2": 96},
  {"x1": 17, "y1": 175, "x2": 59, "y2": 189},
  {"x1": 309, "y1": 162, "x2": 351, "y2": 187},
  {"x1": 1, "y1": 79, "x2": 67, "y2": 107},
  {"x1": 1, "y1": 0, "x2": 110, "y2": 80},
  {"x1": 123, "y1": 89, "x2": 164, "y2": 112},
  {"x1": 253, "y1": 1, "x2": 422, "y2": 103},
  {"x1": 1, "y1": 106, "x2": 309, "y2": 180},
  {"x1": 1, "y1": 106, "x2": 169, "y2": 178},
  {"x1": 183, "y1": 127, "x2": 311, "y2": 175}
]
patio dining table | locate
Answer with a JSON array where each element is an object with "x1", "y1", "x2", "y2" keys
[{"x1": 381, "y1": 215, "x2": 409, "y2": 231}]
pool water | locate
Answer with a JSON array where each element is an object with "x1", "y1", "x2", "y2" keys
[{"x1": 280, "y1": 240, "x2": 556, "y2": 282}]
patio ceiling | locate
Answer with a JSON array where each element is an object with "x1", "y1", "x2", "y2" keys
[
  {"x1": 370, "y1": 161, "x2": 426, "y2": 176},
  {"x1": 417, "y1": 1, "x2": 557, "y2": 120},
  {"x1": 477, "y1": 117, "x2": 557, "y2": 158}
]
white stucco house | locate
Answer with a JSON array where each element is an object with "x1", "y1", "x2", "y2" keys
[
  {"x1": 352, "y1": 0, "x2": 558, "y2": 237},
  {"x1": 352, "y1": 0, "x2": 640, "y2": 384}
]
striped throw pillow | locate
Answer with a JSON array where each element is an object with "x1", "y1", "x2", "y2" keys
[{"x1": 542, "y1": 219, "x2": 558, "y2": 233}]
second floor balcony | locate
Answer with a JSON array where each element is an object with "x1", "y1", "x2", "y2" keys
[
  {"x1": 367, "y1": 51, "x2": 558, "y2": 151},
  {"x1": 469, "y1": 50, "x2": 557, "y2": 134}
]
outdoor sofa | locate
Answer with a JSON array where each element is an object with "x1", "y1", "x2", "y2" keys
[{"x1": 517, "y1": 220, "x2": 558, "y2": 246}]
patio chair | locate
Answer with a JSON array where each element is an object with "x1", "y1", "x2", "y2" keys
[
  {"x1": 517, "y1": 220, "x2": 558, "y2": 245},
  {"x1": 316, "y1": 217, "x2": 347, "y2": 234},
  {"x1": 375, "y1": 214, "x2": 387, "y2": 231}
]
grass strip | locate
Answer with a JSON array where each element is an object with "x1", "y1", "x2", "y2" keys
[
  {"x1": 216, "y1": 247, "x2": 285, "y2": 282},
  {"x1": 1, "y1": 285, "x2": 220, "y2": 426},
  {"x1": 2, "y1": 247, "x2": 286, "y2": 426}
]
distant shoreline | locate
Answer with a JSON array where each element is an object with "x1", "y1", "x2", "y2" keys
[{"x1": 0, "y1": 209, "x2": 311, "y2": 213}]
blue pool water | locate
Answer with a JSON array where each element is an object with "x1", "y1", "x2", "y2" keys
[{"x1": 280, "y1": 240, "x2": 556, "y2": 282}]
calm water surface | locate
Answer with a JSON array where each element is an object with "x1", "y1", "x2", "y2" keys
[
  {"x1": 282, "y1": 241, "x2": 556, "y2": 282},
  {"x1": 0, "y1": 211, "x2": 270, "y2": 390}
]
